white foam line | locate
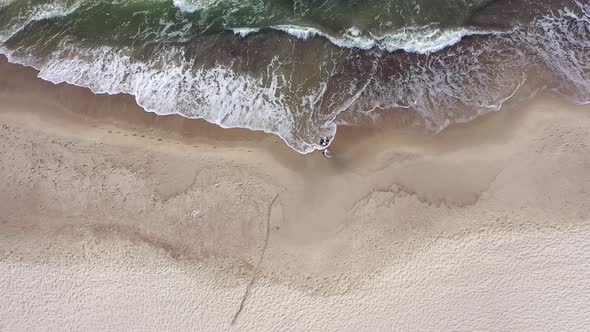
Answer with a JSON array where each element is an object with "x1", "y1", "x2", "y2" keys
[
  {"x1": 443, "y1": 75, "x2": 528, "y2": 129},
  {"x1": 172, "y1": 0, "x2": 223, "y2": 13},
  {"x1": 231, "y1": 28, "x2": 260, "y2": 38},
  {"x1": 0, "y1": 44, "x2": 328, "y2": 154},
  {"x1": 269, "y1": 24, "x2": 492, "y2": 54}
]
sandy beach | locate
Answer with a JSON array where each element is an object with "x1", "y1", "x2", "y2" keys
[{"x1": 2, "y1": 55, "x2": 590, "y2": 330}]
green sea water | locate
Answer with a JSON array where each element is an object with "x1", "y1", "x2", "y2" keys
[{"x1": 0, "y1": 0, "x2": 500, "y2": 47}]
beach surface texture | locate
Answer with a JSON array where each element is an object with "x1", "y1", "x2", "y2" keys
[{"x1": 1, "y1": 56, "x2": 590, "y2": 330}]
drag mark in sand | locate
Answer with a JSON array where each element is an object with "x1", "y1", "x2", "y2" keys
[{"x1": 231, "y1": 193, "x2": 279, "y2": 325}]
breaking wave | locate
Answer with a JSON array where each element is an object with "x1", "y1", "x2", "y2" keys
[{"x1": 0, "y1": 0, "x2": 588, "y2": 153}]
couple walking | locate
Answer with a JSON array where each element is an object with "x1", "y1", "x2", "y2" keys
[{"x1": 319, "y1": 137, "x2": 332, "y2": 158}]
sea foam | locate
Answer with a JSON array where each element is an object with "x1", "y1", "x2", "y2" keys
[
  {"x1": 0, "y1": 0, "x2": 588, "y2": 153},
  {"x1": 2, "y1": 44, "x2": 336, "y2": 153},
  {"x1": 232, "y1": 28, "x2": 260, "y2": 38},
  {"x1": 259, "y1": 25, "x2": 489, "y2": 54},
  {"x1": 172, "y1": 0, "x2": 222, "y2": 13}
]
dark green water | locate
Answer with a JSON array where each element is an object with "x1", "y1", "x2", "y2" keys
[{"x1": 0, "y1": 0, "x2": 497, "y2": 47}]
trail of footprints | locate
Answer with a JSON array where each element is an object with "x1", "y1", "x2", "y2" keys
[{"x1": 98, "y1": 126, "x2": 254, "y2": 153}]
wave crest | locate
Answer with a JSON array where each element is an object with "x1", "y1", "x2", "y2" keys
[{"x1": 270, "y1": 24, "x2": 489, "y2": 54}]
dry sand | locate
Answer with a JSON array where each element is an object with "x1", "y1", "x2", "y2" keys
[{"x1": 1, "y1": 56, "x2": 590, "y2": 331}]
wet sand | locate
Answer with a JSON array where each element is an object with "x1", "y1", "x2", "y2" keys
[{"x1": 1, "y1": 56, "x2": 590, "y2": 330}]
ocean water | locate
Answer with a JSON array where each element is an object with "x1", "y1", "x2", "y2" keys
[{"x1": 0, "y1": 0, "x2": 588, "y2": 153}]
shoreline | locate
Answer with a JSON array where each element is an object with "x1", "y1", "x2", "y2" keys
[
  {"x1": 0, "y1": 55, "x2": 552, "y2": 158},
  {"x1": 2, "y1": 0, "x2": 587, "y2": 154},
  {"x1": 2, "y1": 56, "x2": 590, "y2": 329},
  {"x1": 2, "y1": 54, "x2": 590, "y2": 267}
]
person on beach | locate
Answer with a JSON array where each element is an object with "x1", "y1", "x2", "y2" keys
[{"x1": 320, "y1": 137, "x2": 332, "y2": 158}]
